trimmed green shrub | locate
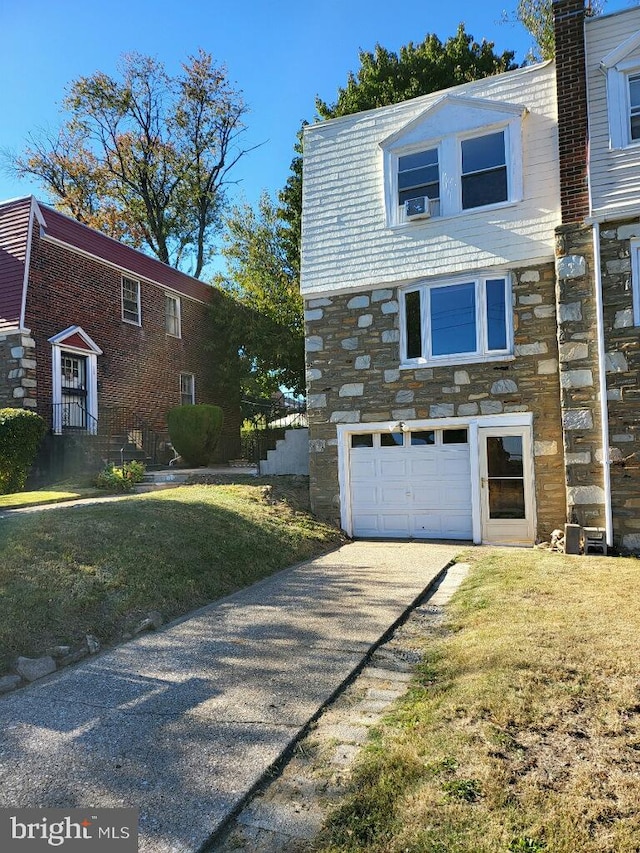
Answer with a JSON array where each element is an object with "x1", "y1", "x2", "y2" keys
[
  {"x1": 167, "y1": 404, "x2": 224, "y2": 466},
  {"x1": 95, "y1": 461, "x2": 146, "y2": 493},
  {"x1": 0, "y1": 408, "x2": 47, "y2": 494}
]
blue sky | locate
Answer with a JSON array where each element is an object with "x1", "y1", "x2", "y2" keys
[{"x1": 0, "y1": 0, "x2": 632, "y2": 213}]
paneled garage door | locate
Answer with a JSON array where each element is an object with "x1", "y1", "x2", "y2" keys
[{"x1": 349, "y1": 427, "x2": 473, "y2": 540}]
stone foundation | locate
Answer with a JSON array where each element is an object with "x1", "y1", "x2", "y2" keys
[
  {"x1": 0, "y1": 330, "x2": 38, "y2": 410},
  {"x1": 599, "y1": 218, "x2": 640, "y2": 551},
  {"x1": 555, "y1": 224, "x2": 607, "y2": 530}
]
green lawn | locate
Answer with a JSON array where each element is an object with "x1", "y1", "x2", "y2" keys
[
  {"x1": 317, "y1": 548, "x2": 640, "y2": 853},
  {"x1": 0, "y1": 488, "x2": 99, "y2": 509},
  {"x1": 0, "y1": 480, "x2": 343, "y2": 671}
]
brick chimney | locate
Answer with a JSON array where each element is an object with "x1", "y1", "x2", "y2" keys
[{"x1": 553, "y1": 0, "x2": 590, "y2": 223}]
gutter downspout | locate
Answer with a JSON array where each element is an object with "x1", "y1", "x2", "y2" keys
[{"x1": 592, "y1": 222, "x2": 613, "y2": 547}]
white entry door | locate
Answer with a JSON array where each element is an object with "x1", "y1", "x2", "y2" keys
[{"x1": 478, "y1": 426, "x2": 535, "y2": 545}]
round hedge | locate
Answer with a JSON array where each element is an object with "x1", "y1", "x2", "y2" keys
[{"x1": 166, "y1": 404, "x2": 224, "y2": 467}]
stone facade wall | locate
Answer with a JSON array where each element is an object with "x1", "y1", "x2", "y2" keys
[
  {"x1": 0, "y1": 331, "x2": 37, "y2": 411},
  {"x1": 555, "y1": 224, "x2": 608, "y2": 531},
  {"x1": 305, "y1": 262, "x2": 566, "y2": 540},
  {"x1": 598, "y1": 218, "x2": 640, "y2": 551}
]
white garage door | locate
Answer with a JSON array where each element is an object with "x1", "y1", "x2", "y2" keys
[{"x1": 349, "y1": 427, "x2": 473, "y2": 540}]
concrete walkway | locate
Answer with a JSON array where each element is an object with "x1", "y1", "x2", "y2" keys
[{"x1": 0, "y1": 541, "x2": 461, "y2": 853}]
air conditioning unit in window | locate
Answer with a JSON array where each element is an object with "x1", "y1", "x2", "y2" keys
[{"x1": 404, "y1": 196, "x2": 432, "y2": 221}]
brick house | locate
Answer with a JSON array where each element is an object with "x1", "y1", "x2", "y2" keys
[
  {"x1": 0, "y1": 196, "x2": 240, "y2": 475},
  {"x1": 553, "y1": 0, "x2": 640, "y2": 552},
  {"x1": 301, "y1": 58, "x2": 566, "y2": 545}
]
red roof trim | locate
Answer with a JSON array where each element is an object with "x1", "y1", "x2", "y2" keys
[
  {"x1": 35, "y1": 201, "x2": 214, "y2": 305},
  {"x1": 57, "y1": 331, "x2": 93, "y2": 350}
]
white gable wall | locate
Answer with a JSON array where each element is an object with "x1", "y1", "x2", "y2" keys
[
  {"x1": 301, "y1": 62, "x2": 559, "y2": 297},
  {"x1": 587, "y1": 6, "x2": 640, "y2": 219}
]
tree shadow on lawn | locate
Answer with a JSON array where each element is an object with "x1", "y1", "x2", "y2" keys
[
  {"x1": 0, "y1": 542, "x2": 430, "y2": 853},
  {"x1": 0, "y1": 489, "x2": 345, "y2": 668}
]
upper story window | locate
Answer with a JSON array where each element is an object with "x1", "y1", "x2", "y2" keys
[
  {"x1": 180, "y1": 372, "x2": 195, "y2": 405},
  {"x1": 398, "y1": 148, "x2": 440, "y2": 215},
  {"x1": 165, "y1": 293, "x2": 181, "y2": 338},
  {"x1": 629, "y1": 73, "x2": 640, "y2": 141},
  {"x1": 461, "y1": 131, "x2": 507, "y2": 209},
  {"x1": 601, "y1": 34, "x2": 640, "y2": 149},
  {"x1": 399, "y1": 274, "x2": 512, "y2": 367},
  {"x1": 122, "y1": 276, "x2": 141, "y2": 325},
  {"x1": 382, "y1": 95, "x2": 524, "y2": 227},
  {"x1": 630, "y1": 239, "x2": 640, "y2": 325}
]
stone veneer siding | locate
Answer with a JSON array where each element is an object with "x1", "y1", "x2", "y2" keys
[
  {"x1": 598, "y1": 218, "x2": 640, "y2": 551},
  {"x1": 305, "y1": 262, "x2": 566, "y2": 541},
  {"x1": 0, "y1": 331, "x2": 37, "y2": 410},
  {"x1": 555, "y1": 223, "x2": 607, "y2": 531}
]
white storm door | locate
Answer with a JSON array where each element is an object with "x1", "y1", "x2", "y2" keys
[{"x1": 478, "y1": 426, "x2": 535, "y2": 545}]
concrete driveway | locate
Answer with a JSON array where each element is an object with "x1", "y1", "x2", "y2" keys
[{"x1": 0, "y1": 540, "x2": 462, "y2": 853}]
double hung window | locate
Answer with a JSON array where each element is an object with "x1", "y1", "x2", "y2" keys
[
  {"x1": 180, "y1": 373, "x2": 195, "y2": 405},
  {"x1": 461, "y1": 131, "x2": 508, "y2": 210},
  {"x1": 165, "y1": 294, "x2": 181, "y2": 337},
  {"x1": 398, "y1": 148, "x2": 440, "y2": 214},
  {"x1": 629, "y1": 73, "x2": 640, "y2": 141},
  {"x1": 122, "y1": 276, "x2": 141, "y2": 325},
  {"x1": 390, "y1": 124, "x2": 516, "y2": 225},
  {"x1": 401, "y1": 275, "x2": 511, "y2": 365}
]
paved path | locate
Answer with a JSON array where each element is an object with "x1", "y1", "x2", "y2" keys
[{"x1": 0, "y1": 541, "x2": 461, "y2": 853}]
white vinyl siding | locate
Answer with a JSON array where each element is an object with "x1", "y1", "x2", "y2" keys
[
  {"x1": 301, "y1": 62, "x2": 559, "y2": 297},
  {"x1": 586, "y1": 7, "x2": 640, "y2": 217}
]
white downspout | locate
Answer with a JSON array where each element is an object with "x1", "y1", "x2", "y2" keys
[{"x1": 592, "y1": 222, "x2": 613, "y2": 547}]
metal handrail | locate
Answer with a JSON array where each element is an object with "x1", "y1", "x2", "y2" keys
[
  {"x1": 50, "y1": 403, "x2": 163, "y2": 465},
  {"x1": 51, "y1": 402, "x2": 99, "y2": 435}
]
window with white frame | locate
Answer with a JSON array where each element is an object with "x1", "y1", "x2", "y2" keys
[
  {"x1": 630, "y1": 239, "x2": 640, "y2": 325},
  {"x1": 461, "y1": 131, "x2": 508, "y2": 210},
  {"x1": 398, "y1": 148, "x2": 440, "y2": 215},
  {"x1": 180, "y1": 372, "x2": 195, "y2": 405},
  {"x1": 629, "y1": 73, "x2": 640, "y2": 141},
  {"x1": 122, "y1": 276, "x2": 141, "y2": 325},
  {"x1": 165, "y1": 293, "x2": 181, "y2": 337},
  {"x1": 400, "y1": 274, "x2": 512, "y2": 366},
  {"x1": 388, "y1": 123, "x2": 519, "y2": 226},
  {"x1": 601, "y1": 34, "x2": 640, "y2": 149}
]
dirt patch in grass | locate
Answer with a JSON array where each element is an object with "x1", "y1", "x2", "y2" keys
[
  {"x1": 316, "y1": 548, "x2": 640, "y2": 853},
  {"x1": 0, "y1": 478, "x2": 344, "y2": 673}
]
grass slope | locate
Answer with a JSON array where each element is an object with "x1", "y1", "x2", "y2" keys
[
  {"x1": 318, "y1": 548, "x2": 640, "y2": 853},
  {"x1": 0, "y1": 482, "x2": 343, "y2": 671}
]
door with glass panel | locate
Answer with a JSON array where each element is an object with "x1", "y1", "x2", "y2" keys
[
  {"x1": 478, "y1": 426, "x2": 534, "y2": 544},
  {"x1": 61, "y1": 353, "x2": 88, "y2": 429}
]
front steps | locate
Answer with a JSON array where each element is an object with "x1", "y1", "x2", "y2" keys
[{"x1": 259, "y1": 428, "x2": 309, "y2": 476}]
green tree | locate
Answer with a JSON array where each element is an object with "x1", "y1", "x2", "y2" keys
[
  {"x1": 214, "y1": 193, "x2": 305, "y2": 395},
  {"x1": 316, "y1": 24, "x2": 517, "y2": 119},
  {"x1": 515, "y1": 0, "x2": 604, "y2": 63},
  {"x1": 8, "y1": 50, "x2": 249, "y2": 278},
  {"x1": 516, "y1": 0, "x2": 556, "y2": 61}
]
